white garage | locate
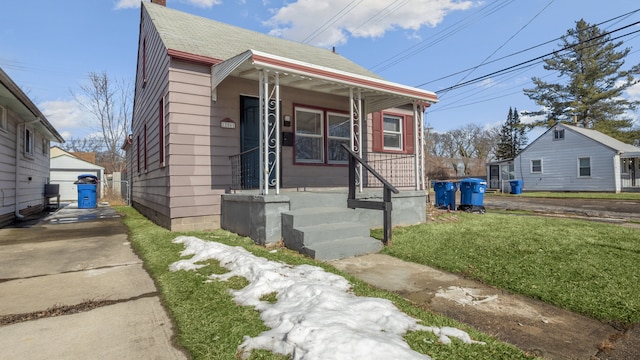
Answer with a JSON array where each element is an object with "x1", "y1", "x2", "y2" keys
[{"x1": 50, "y1": 153, "x2": 104, "y2": 202}]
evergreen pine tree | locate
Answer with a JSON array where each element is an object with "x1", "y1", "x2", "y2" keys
[
  {"x1": 496, "y1": 107, "x2": 527, "y2": 160},
  {"x1": 524, "y1": 19, "x2": 640, "y2": 143}
]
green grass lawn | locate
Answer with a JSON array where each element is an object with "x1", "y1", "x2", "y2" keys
[
  {"x1": 377, "y1": 212, "x2": 640, "y2": 325},
  {"x1": 116, "y1": 206, "x2": 532, "y2": 360}
]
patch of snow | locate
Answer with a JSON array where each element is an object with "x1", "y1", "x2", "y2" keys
[{"x1": 170, "y1": 236, "x2": 485, "y2": 359}]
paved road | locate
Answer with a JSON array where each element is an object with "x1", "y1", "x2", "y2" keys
[
  {"x1": 0, "y1": 205, "x2": 187, "y2": 360},
  {"x1": 483, "y1": 195, "x2": 640, "y2": 221}
]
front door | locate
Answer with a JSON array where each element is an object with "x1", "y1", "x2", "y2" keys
[
  {"x1": 489, "y1": 165, "x2": 499, "y2": 189},
  {"x1": 240, "y1": 96, "x2": 260, "y2": 189}
]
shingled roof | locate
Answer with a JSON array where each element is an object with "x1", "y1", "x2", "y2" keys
[{"x1": 143, "y1": 2, "x2": 381, "y2": 79}]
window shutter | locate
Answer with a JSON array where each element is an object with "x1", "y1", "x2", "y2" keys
[
  {"x1": 404, "y1": 115, "x2": 414, "y2": 154},
  {"x1": 372, "y1": 111, "x2": 383, "y2": 152}
]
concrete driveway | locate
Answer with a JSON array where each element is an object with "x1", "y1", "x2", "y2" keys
[{"x1": 0, "y1": 204, "x2": 187, "y2": 360}]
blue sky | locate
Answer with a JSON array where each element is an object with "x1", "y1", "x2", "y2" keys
[{"x1": 2, "y1": 0, "x2": 640, "y2": 142}]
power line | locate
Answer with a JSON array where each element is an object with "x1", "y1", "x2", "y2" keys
[
  {"x1": 419, "y1": 8, "x2": 640, "y2": 90},
  {"x1": 302, "y1": 0, "x2": 364, "y2": 44},
  {"x1": 431, "y1": 21, "x2": 640, "y2": 94},
  {"x1": 369, "y1": 0, "x2": 517, "y2": 73},
  {"x1": 438, "y1": 0, "x2": 555, "y2": 98}
]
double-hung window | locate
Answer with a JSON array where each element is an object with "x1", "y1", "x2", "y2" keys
[
  {"x1": 295, "y1": 108, "x2": 324, "y2": 163},
  {"x1": 531, "y1": 159, "x2": 542, "y2": 173},
  {"x1": 294, "y1": 107, "x2": 350, "y2": 165},
  {"x1": 372, "y1": 111, "x2": 414, "y2": 154},
  {"x1": 326, "y1": 112, "x2": 350, "y2": 164},
  {"x1": 383, "y1": 114, "x2": 403, "y2": 150},
  {"x1": 24, "y1": 127, "x2": 34, "y2": 155},
  {"x1": 0, "y1": 105, "x2": 7, "y2": 132},
  {"x1": 578, "y1": 157, "x2": 591, "y2": 177},
  {"x1": 553, "y1": 128, "x2": 565, "y2": 140}
]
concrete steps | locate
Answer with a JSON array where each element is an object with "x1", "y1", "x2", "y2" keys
[{"x1": 282, "y1": 206, "x2": 383, "y2": 261}]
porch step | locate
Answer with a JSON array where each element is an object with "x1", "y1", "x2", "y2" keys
[
  {"x1": 300, "y1": 236, "x2": 383, "y2": 261},
  {"x1": 287, "y1": 192, "x2": 347, "y2": 210},
  {"x1": 282, "y1": 207, "x2": 358, "y2": 228},
  {"x1": 282, "y1": 206, "x2": 382, "y2": 260}
]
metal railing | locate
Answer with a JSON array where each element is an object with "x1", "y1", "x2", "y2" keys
[
  {"x1": 364, "y1": 152, "x2": 416, "y2": 188},
  {"x1": 229, "y1": 147, "x2": 260, "y2": 190},
  {"x1": 341, "y1": 143, "x2": 399, "y2": 246}
]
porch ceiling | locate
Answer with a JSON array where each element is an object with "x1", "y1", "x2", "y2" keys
[{"x1": 211, "y1": 50, "x2": 437, "y2": 113}]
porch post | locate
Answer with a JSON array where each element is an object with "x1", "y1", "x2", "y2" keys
[
  {"x1": 414, "y1": 102, "x2": 425, "y2": 191},
  {"x1": 259, "y1": 70, "x2": 265, "y2": 194},
  {"x1": 350, "y1": 88, "x2": 363, "y2": 192},
  {"x1": 259, "y1": 70, "x2": 280, "y2": 195},
  {"x1": 274, "y1": 73, "x2": 281, "y2": 195}
]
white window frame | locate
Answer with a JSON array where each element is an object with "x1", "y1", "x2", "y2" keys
[
  {"x1": 383, "y1": 114, "x2": 403, "y2": 151},
  {"x1": 326, "y1": 112, "x2": 350, "y2": 164},
  {"x1": 24, "y1": 126, "x2": 34, "y2": 156},
  {"x1": 531, "y1": 159, "x2": 542, "y2": 173},
  {"x1": 294, "y1": 107, "x2": 324, "y2": 163},
  {"x1": 578, "y1": 157, "x2": 591, "y2": 178},
  {"x1": 0, "y1": 105, "x2": 7, "y2": 132}
]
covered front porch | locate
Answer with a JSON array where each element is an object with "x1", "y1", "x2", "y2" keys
[
  {"x1": 620, "y1": 155, "x2": 640, "y2": 192},
  {"x1": 214, "y1": 50, "x2": 437, "y2": 258}
]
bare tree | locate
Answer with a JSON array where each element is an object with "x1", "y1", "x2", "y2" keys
[
  {"x1": 426, "y1": 124, "x2": 499, "y2": 178},
  {"x1": 72, "y1": 71, "x2": 131, "y2": 173}
]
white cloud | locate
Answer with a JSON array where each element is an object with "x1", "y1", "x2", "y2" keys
[
  {"x1": 114, "y1": 0, "x2": 221, "y2": 10},
  {"x1": 39, "y1": 99, "x2": 92, "y2": 138},
  {"x1": 476, "y1": 78, "x2": 495, "y2": 89},
  {"x1": 625, "y1": 81, "x2": 640, "y2": 100},
  {"x1": 114, "y1": 0, "x2": 143, "y2": 10},
  {"x1": 265, "y1": 0, "x2": 477, "y2": 47},
  {"x1": 186, "y1": 0, "x2": 222, "y2": 7}
]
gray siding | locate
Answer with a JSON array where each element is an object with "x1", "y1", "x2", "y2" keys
[
  {"x1": 516, "y1": 127, "x2": 617, "y2": 192},
  {"x1": 130, "y1": 5, "x2": 171, "y2": 225},
  {"x1": 0, "y1": 106, "x2": 52, "y2": 225}
]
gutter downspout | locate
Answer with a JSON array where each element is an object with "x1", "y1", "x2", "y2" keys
[
  {"x1": 14, "y1": 124, "x2": 23, "y2": 219},
  {"x1": 15, "y1": 118, "x2": 40, "y2": 219}
]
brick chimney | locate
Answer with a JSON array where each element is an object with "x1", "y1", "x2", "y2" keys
[{"x1": 151, "y1": 0, "x2": 166, "y2": 6}]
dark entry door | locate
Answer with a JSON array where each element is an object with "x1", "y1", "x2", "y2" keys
[
  {"x1": 240, "y1": 96, "x2": 260, "y2": 189},
  {"x1": 489, "y1": 165, "x2": 500, "y2": 189}
]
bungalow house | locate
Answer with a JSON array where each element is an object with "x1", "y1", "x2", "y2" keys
[
  {"x1": 487, "y1": 123, "x2": 640, "y2": 193},
  {"x1": 0, "y1": 67, "x2": 65, "y2": 227},
  {"x1": 128, "y1": 1, "x2": 438, "y2": 259}
]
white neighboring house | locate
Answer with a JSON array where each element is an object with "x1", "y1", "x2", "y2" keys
[
  {"x1": 49, "y1": 147, "x2": 105, "y2": 201},
  {"x1": 0, "y1": 67, "x2": 65, "y2": 227},
  {"x1": 488, "y1": 123, "x2": 640, "y2": 193}
]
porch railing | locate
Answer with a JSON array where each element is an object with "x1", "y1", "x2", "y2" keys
[
  {"x1": 364, "y1": 152, "x2": 416, "y2": 188},
  {"x1": 341, "y1": 143, "x2": 399, "y2": 246},
  {"x1": 229, "y1": 147, "x2": 259, "y2": 190}
]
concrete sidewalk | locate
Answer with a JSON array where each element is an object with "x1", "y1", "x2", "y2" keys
[{"x1": 0, "y1": 204, "x2": 186, "y2": 360}]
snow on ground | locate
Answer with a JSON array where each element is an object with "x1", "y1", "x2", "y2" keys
[{"x1": 169, "y1": 236, "x2": 485, "y2": 360}]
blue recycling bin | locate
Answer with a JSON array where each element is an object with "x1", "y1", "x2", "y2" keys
[
  {"x1": 509, "y1": 179, "x2": 523, "y2": 194},
  {"x1": 76, "y1": 174, "x2": 98, "y2": 209},
  {"x1": 458, "y1": 178, "x2": 486, "y2": 213},
  {"x1": 432, "y1": 181, "x2": 458, "y2": 210}
]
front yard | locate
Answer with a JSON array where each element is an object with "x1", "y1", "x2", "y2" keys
[
  {"x1": 117, "y1": 206, "x2": 531, "y2": 360},
  {"x1": 377, "y1": 211, "x2": 640, "y2": 325}
]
